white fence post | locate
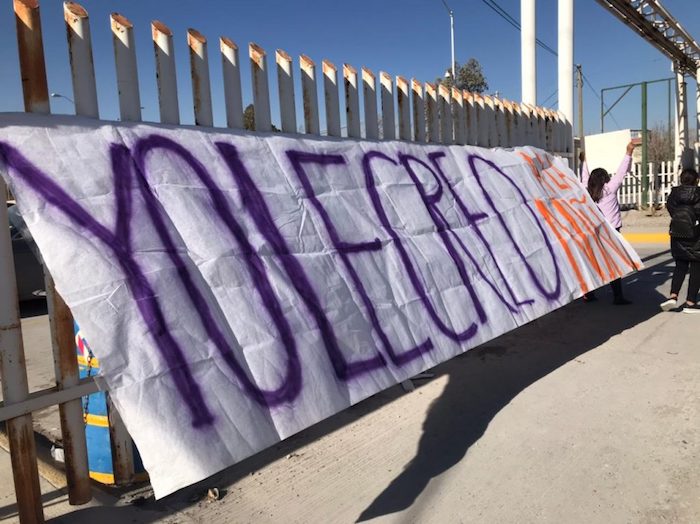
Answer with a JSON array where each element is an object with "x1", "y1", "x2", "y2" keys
[
  {"x1": 380, "y1": 72, "x2": 395, "y2": 140},
  {"x1": 343, "y1": 64, "x2": 360, "y2": 138},
  {"x1": 362, "y1": 68, "x2": 378, "y2": 140},
  {"x1": 221, "y1": 37, "x2": 243, "y2": 129},
  {"x1": 544, "y1": 109, "x2": 553, "y2": 153},
  {"x1": 300, "y1": 55, "x2": 320, "y2": 135},
  {"x1": 152, "y1": 21, "x2": 180, "y2": 124},
  {"x1": 249, "y1": 43, "x2": 271, "y2": 132},
  {"x1": 111, "y1": 13, "x2": 141, "y2": 122},
  {"x1": 397, "y1": 76, "x2": 411, "y2": 141},
  {"x1": 452, "y1": 87, "x2": 465, "y2": 145},
  {"x1": 64, "y1": 2, "x2": 98, "y2": 118},
  {"x1": 475, "y1": 94, "x2": 488, "y2": 147},
  {"x1": 277, "y1": 49, "x2": 297, "y2": 133},
  {"x1": 425, "y1": 83, "x2": 438, "y2": 143},
  {"x1": 323, "y1": 60, "x2": 341, "y2": 137},
  {"x1": 464, "y1": 92, "x2": 476, "y2": 145},
  {"x1": 438, "y1": 84, "x2": 452, "y2": 145},
  {"x1": 411, "y1": 79, "x2": 425, "y2": 143},
  {"x1": 188, "y1": 29, "x2": 213, "y2": 127}
]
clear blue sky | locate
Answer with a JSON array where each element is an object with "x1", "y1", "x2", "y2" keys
[{"x1": 0, "y1": 0, "x2": 697, "y2": 136}]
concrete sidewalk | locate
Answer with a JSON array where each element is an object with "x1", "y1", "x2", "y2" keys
[{"x1": 3, "y1": 245, "x2": 699, "y2": 523}]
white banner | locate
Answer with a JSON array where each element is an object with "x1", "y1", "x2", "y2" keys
[{"x1": 0, "y1": 114, "x2": 641, "y2": 497}]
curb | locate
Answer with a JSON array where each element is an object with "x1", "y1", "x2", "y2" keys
[
  {"x1": 623, "y1": 232, "x2": 669, "y2": 244},
  {"x1": 0, "y1": 427, "x2": 67, "y2": 489}
]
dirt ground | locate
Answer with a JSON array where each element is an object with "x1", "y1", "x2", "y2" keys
[{"x1": 3, "y1": 246, "x2": 699, "y2": 523}]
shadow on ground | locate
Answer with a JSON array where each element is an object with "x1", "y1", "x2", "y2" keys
[
  {"x1": 357, "y1": 253, "x2": 673, "y2": 521},
  {"x1": 43, "y1": 252, "x2": 674, "y2": 523}
]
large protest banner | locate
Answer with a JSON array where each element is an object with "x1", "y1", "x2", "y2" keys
[{"x1": 0, "y1": 113, "x2": 641, "y2": 497}]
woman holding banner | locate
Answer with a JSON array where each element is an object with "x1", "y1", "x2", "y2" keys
[{"x1": 580, "y1": 141, "x2": 636, "y2": 305}]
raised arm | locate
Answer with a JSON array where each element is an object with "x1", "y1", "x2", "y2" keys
[{"x1": 606, "y1": 141, "x2": 635, "y2": 193}]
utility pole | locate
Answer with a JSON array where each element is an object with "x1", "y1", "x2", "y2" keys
[
  {"x1": 641, "y1": 81, "x2": 648, "y2": 208},
  {"x1": 576, "y1": 64, "x2": 583, "y2": 173},
  {"x1": 441, "y1": 0, "x2": 455, "y2": 79}
]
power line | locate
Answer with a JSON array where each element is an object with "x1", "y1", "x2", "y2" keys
[
  {"x1": 540, "y1": 89, "x2": 558, "y2": 107},
  {"x1": 581, "y1": 71, "x2": 622, "y2": 130},
  {"x1": 480, "y1": 0, "x2": 558, "y2": 57}
]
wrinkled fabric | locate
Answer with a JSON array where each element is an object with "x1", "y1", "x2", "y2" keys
[{"x1": 0, "y1": 114, "x2": 642, "y2": 497}]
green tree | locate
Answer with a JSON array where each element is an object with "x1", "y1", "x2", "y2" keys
[
  {"x1": 243, "y1": 103, "x2": 280, "y2": 132},
  {"x1": 436, "y1": 58, "x2": 489, "y2": 93}
]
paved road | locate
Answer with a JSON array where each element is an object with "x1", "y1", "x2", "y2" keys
[{"x1": 4, "y1": 244, "x2": 700, "y2": 523}]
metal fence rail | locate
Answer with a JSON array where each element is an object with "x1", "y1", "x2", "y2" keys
[
  {"x1": 619, "y1": 160, "x2": 677, "y2": 209},
  {"x1": 0, "y1": 0, "x2": 574, "y2": 521}
]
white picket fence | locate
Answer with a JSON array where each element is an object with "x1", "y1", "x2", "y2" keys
[
  {"x1": 0, "y1": 1, "x2": 575, "y2": 522},
  {"x1": 619, "y1": 160, "x2": 677, "y2": 208}
]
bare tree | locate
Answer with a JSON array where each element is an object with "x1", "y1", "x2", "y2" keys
[{"x1": 647, "y1": 123, "x2": 674, "y2": 168}]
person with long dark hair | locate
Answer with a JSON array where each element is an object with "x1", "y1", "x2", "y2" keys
[
  {"x1": 580, "y1": 141, "x2": 636, "y2": 305},
  {"x1": 660, "y1": 168, "x2": 700, "y2": 314}
]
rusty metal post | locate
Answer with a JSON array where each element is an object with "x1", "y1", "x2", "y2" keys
[
  {"x1": 343, "y1": 64, "x2": 360, "y2": 138},
  {"x1": 362, "y1": 68, "x2": 378, "y2": 140},
  {"x1": 220, "y1": 37, "x2": 243, "y2": 129},
  {"x1": 15, "y1": 0, "x2": 49, "y2": 114},
  {"x1": 188, "y1": 29, "x2": 213, "y2": 127},
  {"x1": 411, "y1": 80, "x2": 425, "y2": 143},
  {"x1": 59, "y1": 1, "x2": 96, "y2": 505},
  {"x1": 0, "y1": 205, "x2": 43, "y2": 524},
  {"x1": 277, "y1": 50, "x2": 297, "y2": 133},
  {"x1": 300, "y1": 55, "x2": 319, "y2": 135},
  {"x1": 379, "y1": 72, "x2": 395, "y2": 140},
  {"x1": 6, "y1": 2, "x2": 46, "y2": 522},
  {"x1": 152, "y1": 21, "x2": 180, "y2": 125}
]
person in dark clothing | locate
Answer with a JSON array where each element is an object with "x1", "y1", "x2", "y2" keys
[{"x1": 660, "y1": 168, "x2": 700, "y2": 314}]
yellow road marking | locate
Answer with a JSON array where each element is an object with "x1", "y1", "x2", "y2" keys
[{"x1": 623, "y1": 232, "x2": 669, "y2": 244}]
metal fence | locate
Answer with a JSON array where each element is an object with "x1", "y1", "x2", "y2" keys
[
  {"x1": 0, "y1": 0, "x2": 573, "y2": 522},
  {"x1": 619, "y1": 160, "x2": 677, "y2": 208}
]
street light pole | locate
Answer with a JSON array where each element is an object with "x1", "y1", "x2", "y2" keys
[
  {"x1": 50, "y1": 92, "x2": 75, "y2": 105},
  {"x1": 441, "y1": 0, "x2": 455, "y2": 79}
]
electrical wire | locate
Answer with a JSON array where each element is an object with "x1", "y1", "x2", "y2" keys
[
  {"x1": 540, "y1": 89, "x2": 558, "y2": 107},
  {"x1": 581, "y1": 71, "x2": 623, "y2": 129},
  {"x1": 480, "y1": 0, "x2": 558, "y2": 57}
]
